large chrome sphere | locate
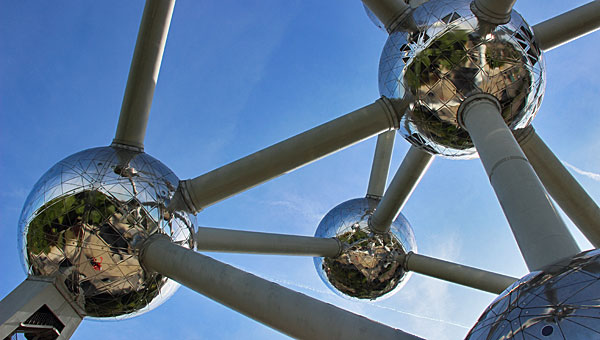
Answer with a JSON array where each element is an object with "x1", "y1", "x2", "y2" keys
[
  {"x1": 313, "y1": 198, "x2": 416, "y2": 300},
  {"x1": 466, "y1": 249, "x2": 600, "y2": 339},
  {"x1": 379, "y1": 0, "x2": 545, "y2": 158},
  {"x1": 18, "y1": 146, "x2": 195, "y2": 319}
]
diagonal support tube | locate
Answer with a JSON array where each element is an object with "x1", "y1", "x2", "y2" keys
[
  {"x1": 196, "y1": 227, "x2": 341, "y2": 257},
  {"x1": 516, "y1": 126, "x2": 600, "y2": 248},
  {"x1": 458, "y1": 94, "x2": 580, "y2": 271},
  {"x1": 361, "y1": 0, "x2": 413, "y2": 32},
  {"x1": 112, "y1": 0, "x2": 175, "y2": 150},
  {"x1": 366, "y1": 131, "x2": 396, "y2": 198},
  {"x1": 532, "y1": 1, "x2": 600, "y2": 52},
  {"x1": 169, "y1": 97, "x2": 408, "y2": 213},
  {"x1": 471, "y1": 0, "x2": 517, "y2": 25},
  {"x1": 141, "y1": 236, "x2": 423, "y2": 340},
  {"x1": 369, "y1": 146, "x2": 433, "y2": 233},
  {"x1": 400, "y1": 252, "x2": 518, "y2": 294}
]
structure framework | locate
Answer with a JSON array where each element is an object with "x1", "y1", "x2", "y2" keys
[{"x1": 0, "y1": 0, "x2": 596, "y2": 340}]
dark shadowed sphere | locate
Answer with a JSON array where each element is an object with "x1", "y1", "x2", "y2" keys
[
  {"x1": 313, "y1": 198, "x2": 416, "y2": 300},
  {"x1": 466, "y1": 249, "x2": 600, "y2": 339},
  {"x1": 18, "y1": 146, "x2": 195, "y2": 319},
  {"x1": 379, "y1": 0, "x2": 545, "y2": 158}
]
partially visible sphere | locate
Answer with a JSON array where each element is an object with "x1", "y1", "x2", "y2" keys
[
  {"x1": 18, "y1": 146, "x2": 195, "y2": 319},
  {"x1": 379, "y1": 0, "x2": 545, "y2": 158},
  {"x1": 466, "y1": 249, "x2": 600, "y2": 339},
  {"x1": 313, "y1": 198, "x2": 417, "y2": 300}
]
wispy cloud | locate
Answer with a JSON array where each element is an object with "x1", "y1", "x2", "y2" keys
[{"x1": 563, "y1": 161, "x2": 600, "y2": 182}]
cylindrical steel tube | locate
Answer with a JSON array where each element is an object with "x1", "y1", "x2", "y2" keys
[
  {"x1": 459, "y1": 94, "x2": 580, "y2": 271},
  {"x1": 401, "y1": 252, "x2": 517, "y2": 294},
  {"x1": 471, "y1": 0, "x2": 517, "y2": 24},
  {"x1": 518, "y1": 127, "x2": 600, "y2": 248},
  {"x1": 171, "y1": 98, "x2": 406, "y2": 213},
  {"x1": 369, "y1": 146, "x2": 433, "y2": 233},
  {"x1": 142, "y1": 236, "x2": 422, "y2": 340},
  {"x1": 361, "y1": 0, "x2": 412, "y2": 32},
  {"x1": 196, "y1": 227, "x2": 341, "y2": 257},
  {"x1": 112, "y1": 0, "x2": 175, "y2": 150},
  {"x1": 366, "y1": 131, "x2": 396, "y2": 198},
  {"x1": 533, "y1": 1, "x2": 600, "y2": 51}
]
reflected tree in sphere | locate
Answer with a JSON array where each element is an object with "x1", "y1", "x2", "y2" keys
[
  {"x1": 18, "y1": 146, "x2": 195, "y2": 319},
  {"x1": 379, "y1": 0, "x2": 545, "y2": 158},
  {"x1": 313, "y1": 198, "x2": 416, "y2": 300},
  {"x1": 466, "y1": 249, "x2": 600, "y2": 339}
]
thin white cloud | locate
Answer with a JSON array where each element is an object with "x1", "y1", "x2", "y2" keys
[{"x1": 563, "y1": 161, "x2": 600, "y2": 182}]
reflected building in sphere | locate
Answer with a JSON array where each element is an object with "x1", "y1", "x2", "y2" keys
[
  {"x1": 19, "y1": 146, "x2": 195, "y2": 319},
  {"x1": 379, "y1": 0, "x2": 545, "y2": 158},
  {"x1": 314, "y1": 198, "x2": 417, "y2": 300},
  {"x1": 466, "y1": 249, "x2": 600, "y2": 339}
]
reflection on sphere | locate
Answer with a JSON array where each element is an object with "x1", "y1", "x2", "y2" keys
[
  {"x1": 466, "y1": 249, "x2": 600, "y2": 339},
  {"x1": 18, "y1": 146, "x2": 195, "y2": 319},
  {"x1": 379, "y1": 0, "x2": 545, "y2": 158},
  {"x1": 313, "y1": 198, "x2": 416, "y2": 300}
]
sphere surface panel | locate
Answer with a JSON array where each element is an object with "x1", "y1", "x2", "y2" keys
[
  {"x1": 314, "y1": 198, "x2": 416, "y2": 300},
  {"x1": 466, "y1": 249, "x2": 600, "y2": 339},
  {"x1": 379, "y1": 0, "x2": 545, "y2": 158},
  {"x1": 19, "y1": 146, "x2": 195, "y2": 319}
]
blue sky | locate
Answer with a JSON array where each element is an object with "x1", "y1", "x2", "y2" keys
[{"x1": 1, "y1": 1, "x2": 599, "y2": 339}]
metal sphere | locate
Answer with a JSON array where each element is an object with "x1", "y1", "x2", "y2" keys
[
  {"x1": 466, "y1": 249, "x2": 600, "y2": 339},
  {"x1": 18, "y1": 146, "x2": 195, "y2": 319},
  {"x1": 379, "y1": 0, "x2": 545, "y2": 158},
  {"x1": 313, "y1": 197, "x2": 417, "y2": 300}
]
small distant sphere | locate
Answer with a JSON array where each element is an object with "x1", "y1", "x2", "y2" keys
[
  {"x1": 466, "y1": 249, "x2": 600, "y2": 339},
  {"x1": 379, "y1": 0, "x2": 545, "y2": 158},
  {"x1": 19, "y1": 146, "x2": 195, "y2": 319},
  {"x1": 313, "y1": 198, "x2": 416, "y2": 300}
]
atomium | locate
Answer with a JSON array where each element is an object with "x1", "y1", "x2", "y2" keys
[
  {"x1": 379, "y1": 0, "x2": 545, "y2": 158},
  {"x1": 313, "y1": 197, "x2": 416, "y2": 300},
  {"x1": 466, "y1": 249, "x2": 600, "y2": 339},
  {"x1": 18, "y1": 146, "x2": 195, "y2": 319}
]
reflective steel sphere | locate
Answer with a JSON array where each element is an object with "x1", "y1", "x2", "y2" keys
[
  {"x1": 466, "y1": 249, "x2": 600, "y2": 339},
  {"x1": 379, "y1": 0, "x2": 545, "y2": 158},
  {"x1": 313, "y1": 198, "x2": 416, "y2": 300},
  {"x1": 18, "y1": 146, "x2": 195, "y2": 319}
]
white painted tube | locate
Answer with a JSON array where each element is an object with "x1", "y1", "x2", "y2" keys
[
  {"x1": 459, "y1": 94, "x2": 580, "y2": 271},
  {"x1": 533, "y1": 1, "x2": 600, "y2": 51},
  {"x1": 112, "y1": 0, "x2": 175, "y2": 150},
  {"x1": 142, "y1": 236, "x2": 423, "y2": 340}
]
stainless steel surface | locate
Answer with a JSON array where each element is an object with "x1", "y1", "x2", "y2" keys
[
  {"x1": 401, "y1": 252, "x2": 517, "y2": 294},
  {"x1": 366, "y1": 131, "x2": 396, "y2": 198},
  {"x1": 196, "y1": 227, "x2": 341, "y2": 257},
  {"x1": 517, "y1": 127, "x2": 600, "y2": 248},
  {"x1": 369, "y1": 146, "x2": 433, "y2": 233},
  {"x1": 466, "y1": 249, "x2": 600, "y2": 339},
  {"x1": 171, "y1": 98, "x2": 406, "y2": 213},
  {"x1": 142, "y1": 235, "x2": 423, "y2": 340},
  {"x1": 314, "y1": 197, "x2": 417, "y2": 300},
  {"x1": 379, "y1": 0, "x2": 545, "y2": 158},
  {"x1": 533, "y1": 1, "x2": 600, "y2": 51},
  {"x1": 112, "y1": 0, "x2": 175, "y2": 150},
  {"x1": 460, "y1": 94, "x2": 580, "y2": 271},
  {"x1": 18, "y1": 146, "x2": 194, "y2": 319}
]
